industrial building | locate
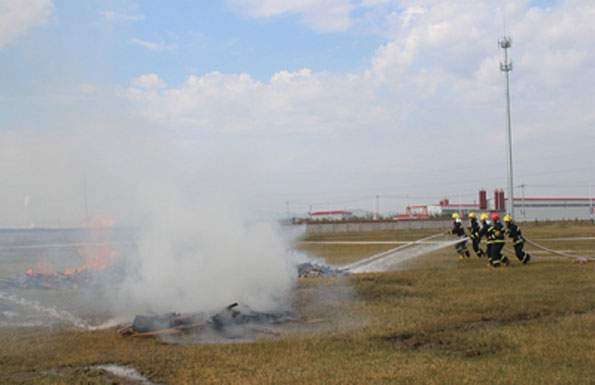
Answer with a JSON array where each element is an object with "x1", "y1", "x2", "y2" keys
[
  {"x1": 514, "y1": 197, "x2": 594, "y2": 221},
  {"x1": 308, "y1": 210, "x2": 353, "y2": 221},
  {"x1": 408, "y1": 189, "x2": 594, "y2": 221}
]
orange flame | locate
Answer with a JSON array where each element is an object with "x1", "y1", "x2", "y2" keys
[
  {"x1": 24, "y1": 217, "x2": 119, "y2": 278},
  {"x1": 70, "y1": 217, "x2": 118, "y2": 274},
  {"x1": 26, "y1": 262, "x2": 53, "y2": 275},
  {"x1": 75, "y1": 241, "x2": 118, "y2": 273}
]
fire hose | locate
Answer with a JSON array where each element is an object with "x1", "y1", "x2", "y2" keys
[{"x1": 504, "y1": 238, "x2": 593, "y2": 263}]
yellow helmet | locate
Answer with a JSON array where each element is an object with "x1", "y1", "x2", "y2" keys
[
  {"x1": 503, "y1": 215, "x2": 512, "y2": 222},
  {"x1": 468, "y1": 212, "x2": 476, "y2": 219},
  {"x1": 480, "y1": 213, "x2": 489, "y2": 221},
  {"x1": 452, "y1": 213, "x2": 460, "y2": 219}
]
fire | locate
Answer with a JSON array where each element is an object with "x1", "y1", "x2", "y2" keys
[
  {"x1": 73, "y1": 241, "x2": 118, "y2": 274},
  {"x1": 73, "y1": 217, "x2": 119, "y2": 274},
  {"x1": 22, "y1": 217, "x2": 120, "y2": 285},
  {"x1": 26, "y1": 262, "x2": 54, "y2": 275}
]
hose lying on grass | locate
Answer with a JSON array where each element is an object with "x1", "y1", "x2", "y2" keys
[{"x1": 504, "y1": 238, "x2": 594, "y2": 263}]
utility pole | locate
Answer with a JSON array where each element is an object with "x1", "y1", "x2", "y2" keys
[
  {"x1": 589, "y1": 182, "x2": 593, "y2": 223},
  {"x1": 521, "y1": 183, "x2": 526, "y2": 222},
  {"x1": 286, "y1": 201, "x2": 290, "y2": 222},
  {"x1": 499, "y1": 36, "x2": 514, "y2": 218},
  {"x1": 84, "y1": 177, "x2": 89, "y2": 223},
  {"x1": 458, "y1": 191, "x2": 462, "y2": 217},
  {"x1": 376, "y1": 195, "x2": 380, "y2": 220}
]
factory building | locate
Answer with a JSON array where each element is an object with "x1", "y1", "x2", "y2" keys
[
  {"x1": 308, "y1": 210, "x2": 353, "y2": 221},
  {"x1": 514, "y1": 198, "x2": 594, "y2": 221},
  {"x1": 426, "y1": 199, "x2": 479, "y2": 218},
  {"x1": 414, "y1": 189, "x2": 594, "y2": 221}
]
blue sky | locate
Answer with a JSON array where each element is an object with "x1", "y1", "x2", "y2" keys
[{"x1": 1, "y1": 0, "x2": 593, "y2": 226}]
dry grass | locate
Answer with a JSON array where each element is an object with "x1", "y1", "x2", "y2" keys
[{"x1": 0, "y1": 222, "x2": 594, "y2": 384}]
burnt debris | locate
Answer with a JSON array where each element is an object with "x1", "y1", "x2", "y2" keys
[
  {"x1": 297, "y1": 262, "x2": 349, "y2": 278},
  {"x1": 119, "y1": 303, "x2": 302, "y2": 340}
]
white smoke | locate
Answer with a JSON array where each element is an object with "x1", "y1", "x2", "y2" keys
[
  {"x1": 119, "y1": 188, "x2": 297, "y2": 314},
  {"x1": 0, "y1": 127, "x2": 300, "y2": 320}
]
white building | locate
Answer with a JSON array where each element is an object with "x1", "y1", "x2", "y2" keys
[
  {"x1": 308, "y1": 210, "x2": 353, "y2": 221},
  {"x1": 514, "y1": 198, "x2": 594, "y2": 221},
  {"x1": 416, "y1": 194, "x2": 595, "y2": 221}
]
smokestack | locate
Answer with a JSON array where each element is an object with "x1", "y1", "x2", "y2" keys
[
  {"x1": 499, "y1": 189, "x2": 505, "y2": 213},
  {"x1": 479, "y1": 189, "x2": 487, "y2": 210},
  {"x1": 494, "y1": 190, "x2": 500, "y2": 211}
]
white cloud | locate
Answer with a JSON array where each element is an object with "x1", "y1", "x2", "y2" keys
[
  {"x1": 3, "y1": 0, "x2": 593, "y2": 222},
  {"x1": 113, "y1": 0, "x2": 595, "y2": 210},
  {"x1": 80, "y1": 83, "x2": 96, "y2": 94},
  {"x1": 129, "y1": 37, "x2": 164, "y2": 51},
  {"x1": 131, "y1": 73, "x2": 166, "y2": 89},
  {"x1": 400, "y1": 6, "x2": 425, "y2": 28},
  {"x1": 226, "y1": 0, "x2": 357, "y2": 32},
  {"x1": 513, "y1": 1, "x2": 595, "y2": 87},
  {"x1": 124, "y1": 0, "x2": 595, "y2": 154},
  {"x1": 102, "y1": 10, "x2": 144, "y2": 21},
  {"x1": 128, "y1": 37, "x2": 177, "y2": 53},
  {"x1": 123, "y1": 68, "x2": 392, "y2": 132},
  {"x1": 0, "y1": 0, "x2": 52, "y2": 48}
]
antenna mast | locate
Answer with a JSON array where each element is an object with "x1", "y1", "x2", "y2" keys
[{"x1": 499, "y1": 36, "x2": 514, "y2": 218}]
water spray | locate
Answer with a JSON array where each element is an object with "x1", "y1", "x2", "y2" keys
[{"x1": 342, "y1": 232, "x2": 446, "y2": 272}]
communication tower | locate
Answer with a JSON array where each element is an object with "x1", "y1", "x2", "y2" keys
[{"x1": 499, "y1": 36, "x2": 514, "y2": 218}]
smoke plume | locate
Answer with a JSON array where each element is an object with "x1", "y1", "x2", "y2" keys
[
  {"x1": 119, "y1": 190, "x2": 297, "y2": 315},
  {"x1": 0, "y1": 127, "x2": 300, "y2": 320}
]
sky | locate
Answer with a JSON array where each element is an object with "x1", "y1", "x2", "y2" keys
[{"x1": 1, "y1": 0, "x2": 594, "y2": 227}]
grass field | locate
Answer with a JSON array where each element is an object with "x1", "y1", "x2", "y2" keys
[{"x1": 1, "y1": 221, "x2": 594, "y2": 384}]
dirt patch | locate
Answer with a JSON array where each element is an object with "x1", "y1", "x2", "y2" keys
[
  {"x1": 378, "y1": 310, "x2": 591, "y2": 358},
  {"x1": 2, "y1": 365, "x2": 163, "y2": 385},
  {"x1": 379, "y1": 331, "x2": 504, "y2": 357}
]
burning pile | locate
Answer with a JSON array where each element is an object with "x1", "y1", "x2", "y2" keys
[
  {"x1": 2, "y1": 266, "x2": 125, "y2": 290},
  {"x1": 297, "y1": 262, "x2": 349, "y2": 278},
  {"x1": 1, "y1": 219, "x2": 124, "y2": 290},
  {"x1": 2, "y1": 241, "x2": 122, "y2": 290},
  {"x1": 118, "y1": 303, "x2": 304, "y2": 340}
]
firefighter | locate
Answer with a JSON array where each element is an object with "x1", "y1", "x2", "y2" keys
[
  {"x1": 503, "y1": 215, "x2": 531, "y2": 264},
  {"x1": 486, "y1": 213, "x2": 509, "y2": 268},
  {"x1": 479, "y1": 213, "x2": 491, "y2": 259},
  {"x1": 451, "y1": 213, "x2": 470, "y2": 260},
  {"x1": 467, "y1": 212, "x2": 485, "y2": 257}
]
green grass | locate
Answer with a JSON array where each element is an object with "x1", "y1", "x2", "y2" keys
[{"x1": 0, "y1": 222, "x2": 594, "y2": 384}]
